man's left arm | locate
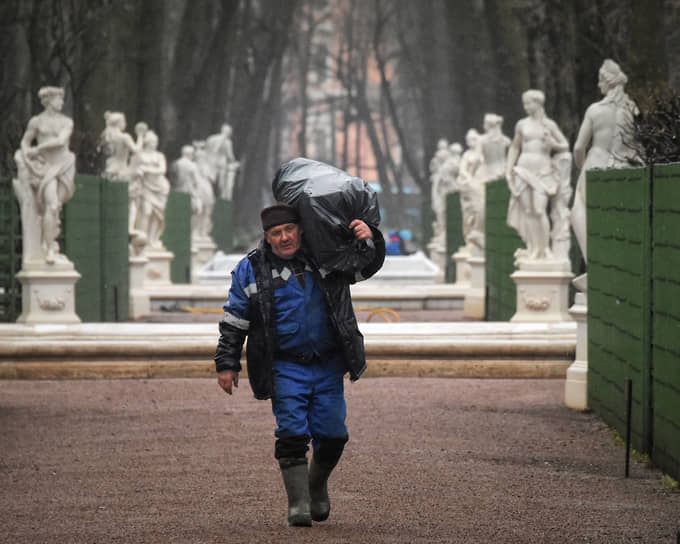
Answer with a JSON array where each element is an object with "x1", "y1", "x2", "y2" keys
[{"x1": 349, "y1": 219, "x2": 385, "y2": 281}]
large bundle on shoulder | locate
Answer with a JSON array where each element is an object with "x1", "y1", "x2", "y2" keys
[{"x1": 272, "y1": 157, "x2": 383, "y2": 277}]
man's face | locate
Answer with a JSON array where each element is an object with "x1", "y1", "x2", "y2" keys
[{"x1": 264, "y1": 222, "x2": 302, "y2": 260}]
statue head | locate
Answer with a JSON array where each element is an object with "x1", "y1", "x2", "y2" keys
[
  {"x1": 437, "y1": 138, "x2": 449, "y2": 150},
  {"x1": 483, "y1": 113, "x2": 503, "y2": 131},
  {"x1": 465, "y1": 129, "x2": 480, "y2": 148},
  {"x1": 521, "y1": 89, "x2": 545, "y2": 115},
  {"x1": 143, "y1": 130, "x2": 159, "y2": 150},
  {"x1": 598, "y1": 59, "x2": 628, "y2": 94},
  {"x1": 221, "y1": 123, "x2": 232, "y2": 136},
  {"x1": 104, "y1": 111, "x2": 126, "y2": 130},
  {"x1": 181, "y1": 145, "x2": 195, "y2": 159},
  {"x1": 450, "y1": 142, "x2": 463, "y2": 155},
  {"x1": 38, "y1": 86, "x2": 65, "y2": 110}
]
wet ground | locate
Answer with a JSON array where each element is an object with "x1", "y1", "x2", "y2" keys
[{"x1": 1, "y1": 377, "x2": 678, "y2": 543}]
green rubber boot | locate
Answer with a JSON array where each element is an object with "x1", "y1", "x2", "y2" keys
[
  {"x1": 280, "y1": 459, "x2": 312, "y2": 527},
  {"x1": 309, "y1": 457, "x2": 338, "y2": 522}
]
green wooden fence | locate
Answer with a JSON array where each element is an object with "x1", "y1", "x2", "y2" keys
[
  {"x1": 161, "y1": 191, "x2": 192, "y2": 284},
  {"x1": 588, "y1": 165, "x2": 680, "y2": 481},
  {"x1": 445, "y1": 191, "x2": 464, "y2": 283},
  {"x1": 62, "y1": 175, "x2": 129, "y2": 322},
  {"x1": 0, "y1": 178, "x2": 22, "y2": 322}
]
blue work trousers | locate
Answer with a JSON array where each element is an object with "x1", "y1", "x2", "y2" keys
[{"x1": 272, "y1": 355, "x2": 347, "y2": 453}]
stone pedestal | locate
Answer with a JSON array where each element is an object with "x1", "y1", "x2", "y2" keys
[
  {"x1": 192, "y1": 238, "x2": 217, "y2": 283},
  {"x1": 129, "y1": 255, "x2": 150, "y2": 319},
  {"x1": 452, "y1": 248, "x2": 471, "y2": 288},
  {"x1": 15, "y1": 260, "x2": 81, "y2": 324},
  {"x1": 426, "y1": 241, "x2": 446, "y2": 283},
  {"x1": 565, "y1": 292, "x2": 588, "y2": 410},
  {"x1": 510, "y1": 259, "x2": 573, "y2": 322},
  {"x1": 463, "y1": 255, "x2": 485, "y2": 319},
  {"x1": 145, "y1": 247, "x2": 174, "y2": 286}
]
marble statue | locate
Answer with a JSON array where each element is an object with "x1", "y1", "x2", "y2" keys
[
  {"x1": 429, "y1": 138, "x2": 453, "y2": 243},
  {"x1": 128, "y1": 128, "x2": 170, "y2": 253},
  {"x1": 478, "y1": 113, "x2": 510, "y2": 182},
  {"x1": 205, "y1": 123, "x2": 239, "y2": 201},
  {"x1": 505, "y1": 89, "x2": 572, "y2": 262},
  {"x1": 99, "y1": 111, "x2": 140, "y2": 182},
  {"x1": 457, "y1": 129, "x2": 485, "y2": 253},
  {"x1": 13, "y1": 86, "x2": 76, "y2": 265},
  {"x1": 571, "y1": 59, "x2": 639, "y2": 278},
  {"x1": 172, "y1": 144, "x2": 214, "y2": 242}
]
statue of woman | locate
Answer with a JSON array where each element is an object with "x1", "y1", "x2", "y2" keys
[
  {"x1": 571, "y1": 59, "x2": 639, "y2": 271},
  {"x1": 13, "y1": 86, "x2": 76, "y2": 265},
  {"x1": 457, "y1": 129, "x2": 485, "y2": 252},
  {"x1": 505, "y1": 90, "x2": 571, "y2": 262},
  {"x1": 99, "y1": 111, "x2": 140, "y2": 182},
  {"x1": 129, "y1": 129, "x2": 170, "y2": 251}
]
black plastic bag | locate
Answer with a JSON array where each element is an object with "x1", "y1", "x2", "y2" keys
[{"x1": 272, "y1": 157, "x2": 381, "y2": 275}]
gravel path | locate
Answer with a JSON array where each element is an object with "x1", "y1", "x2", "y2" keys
[{"x1": 1, "y1": 378, "x2": 678, "y2": 543}]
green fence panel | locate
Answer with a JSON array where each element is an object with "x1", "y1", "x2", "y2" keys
[
  {"x1": 161, "y1": 191, "x2": 192, "y2": 284},
  {"x1": 0, "y1": 178, "x2": 22, "y2": 322},
  {"x1": 62, "y1": 175, "x2": 130, "y2": 322},
  {"x1": 650, "y1": 163, "x2": 680, "y2": 479},
  {"x1": 211, "y1": 198, "x2": 233, "y2": 253},
  {"x1": 587, "y1": 166, "x2": 652, "y2": 454},
  {"x1": 62, "y1": 175, "x2": 104, "y2": 322},
  {"x1": 101, "y1": 179, "x2": 130, "y2": 321},
  {"x1": 445, "y1": 191, "x2": 464, "y2": 282},
  {"x1": 485, "y1": 178, "x2": 523, "y2": 321}
]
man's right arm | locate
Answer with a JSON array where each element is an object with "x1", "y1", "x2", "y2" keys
[{"x1": 214, "y1": 259, "x2": 255, "y2": 393}]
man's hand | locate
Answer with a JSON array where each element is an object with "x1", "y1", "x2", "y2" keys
[
  {"x1": 349, "y1": 219, "x2": 373, "y2": 240},
  {"x1": 217, "y1": 370, "x2": 239, "y2": 395}
]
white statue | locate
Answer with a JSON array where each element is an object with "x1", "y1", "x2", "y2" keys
[
  {"x1": 457, "y1": 129, "x2": 485, "y2": 253},
  {"x1": 205, "y1": 123, "x2": 239, "y2": 200},
  {"x1": 128, "y1": 128, "x2": 170, "y2": 252},
  {"x1": 191, "y1": 140, "x2": 217, "y2": 241},
  {"x1": 99, "y1": 111, "x2": 140, "y2": 182},
  {"x1": 505, "y1": 89, "x2": 572, "y2": 262},
  {"x1": 478, "y1": 113, "x2": 510, "y2": 182},
  {"x1": 13, "y1": 86, "x2": 76, "y2": 265},
  {"x1": 429, "y1": 138, "x2": 452, "y2": 242},
  {"x1": 571, "y1": 59, "x2": 639, "y2": 275},
  {"x1": 172, "y1": 144, "x2": 214, "y2": 242}
]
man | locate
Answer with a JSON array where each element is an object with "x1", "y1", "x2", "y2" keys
[{"x1": 214, "y1": 202, "x2": 384, "y2": 527}]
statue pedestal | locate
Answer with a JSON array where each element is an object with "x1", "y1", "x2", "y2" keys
[
  {"x1": 15, "y1": 260, "x2": 81, "y2": 324},
  {"x1": 129, "y1": 255, "x2": 150, "y2": 319},
  {"x1": 145, "y1": 247, "x2": 174, "y2": 286},
  {"x1": 565, "y1": 292, "x2": 588, "y2": 410},
  {"x1": 463, "y1": 255, "x2": 485, "y2": 319},
  {"x1": 192, "y1": 238, "x2": 217, "y2": 283},
  {"x1": 427, "y1": 240, "x2": 446, "y2": 283},
  {"x1": 452, "y1": 248, "x2": 471, "y2": 288},
  {"x1": 510, "y1": 259, "x2": 573, "y2": 322}
]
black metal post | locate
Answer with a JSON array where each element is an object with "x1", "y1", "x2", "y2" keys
[{"x1": 625, "y1": 378, "x2": 632, "y2": 478}]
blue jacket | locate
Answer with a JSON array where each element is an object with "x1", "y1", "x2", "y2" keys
[{"x1": 214, "y1": 233, "x2": 385, "y2": 400}]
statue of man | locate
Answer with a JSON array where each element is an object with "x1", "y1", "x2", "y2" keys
[
  {"x1": 13, "y1": 86, "x2": 76, "y2": 265},
  {"x1": 205, "y1": 123, "x2": 239, "y2": 201},
  {"x1": 505, "y1": 89, "x2": 572, "y2": 262},
  {"x1": 571, "y1": 59, "x2": 639, "y2": 278}
]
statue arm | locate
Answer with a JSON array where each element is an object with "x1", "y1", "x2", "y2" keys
[
  {"x1": 546, "y1": 120, "x2": 569, "y2": 153},
  {"x1": 35, "y1": 118, "x2": 74, "y2": 153},
  {"x1": 505, "y1": 124, "x2": 521, "y2": 181},
  {"x1": 572, "y1": 112, "x2": 593, "y2": 170}
]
